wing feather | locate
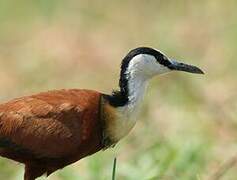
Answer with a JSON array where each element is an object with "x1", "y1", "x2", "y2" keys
[{"x1": 0, "y1": 89, "x2": 102, "y2": 159}]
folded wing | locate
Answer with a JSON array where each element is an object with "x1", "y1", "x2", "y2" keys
[{"x1": 0, "y1": 89, "x2": 103, "y2": 162}]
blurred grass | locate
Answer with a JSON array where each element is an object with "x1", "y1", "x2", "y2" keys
[{"x1": 0, "y1": 0, "x2": 237, "y2": 179}]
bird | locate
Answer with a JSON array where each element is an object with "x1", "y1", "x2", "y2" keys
[{"x1": 0, "y1": 47, "x2": 204, "y2": 180}]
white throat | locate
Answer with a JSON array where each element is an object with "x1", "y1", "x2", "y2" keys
[
  {"x1": 124, "y1": 70, "x2": 148, "y2": 116},
  {"x1": 122, "y1": 54, "x2": 164, "y2": 115},
  {"x1": 112, "y1": 55, "x2": 153, "y2": 141},
  {"x1": 106, "y1": 51, "x2": 172, "y2": 143}
]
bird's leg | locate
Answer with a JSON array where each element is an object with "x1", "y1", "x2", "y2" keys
[{"x1": 24, "y1": 164, "x2": 45, "y2": 180}]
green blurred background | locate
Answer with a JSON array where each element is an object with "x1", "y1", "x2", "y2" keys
[{"x1": 0, "y1": 0, "x2": 237, "y2": 179}]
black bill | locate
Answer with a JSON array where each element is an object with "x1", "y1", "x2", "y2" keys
[{"x1": 168, "y1": 59, "x2": 204, "y2": 74}]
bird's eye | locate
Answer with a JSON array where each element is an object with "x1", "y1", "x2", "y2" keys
[{"x1": 157, "y1": 55, "x2": 172, "y2": 67}]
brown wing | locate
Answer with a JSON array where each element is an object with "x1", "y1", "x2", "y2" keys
[{"x1": 0, "y1": 89, "x2": 103, "y2": 161}]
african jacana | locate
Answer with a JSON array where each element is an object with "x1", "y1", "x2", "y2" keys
[{"x1": 0, "y1": 47, "x2": 204, "y2": 180}]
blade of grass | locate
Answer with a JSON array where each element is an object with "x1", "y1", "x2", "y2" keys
[{"x1": 112, "y1": 158, "x2": 117, "y2": 180}]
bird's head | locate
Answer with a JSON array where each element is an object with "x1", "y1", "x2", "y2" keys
[
  {"x1": 121, "y1": 47, "x2": 204, "y2": 80},
  {"x1": 109, "y1": 47, "x2": 204, "y2": 107}
]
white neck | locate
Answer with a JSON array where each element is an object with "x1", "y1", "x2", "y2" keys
[
  {"x1": 122, "y1": 72, "x2": 148, "y2": 117},
  {"x1": 106, "y1": 53, "x2": 171, "y2": 143},
  {"x1": 111, "y1": 56, "x2": 151, "y2": 141},
  {"x1": 111, "y1": 74, "x2": 148, "y2": 142},
  {"x1": 120, "y1": 54, "x2": 154, "y2": 117}
]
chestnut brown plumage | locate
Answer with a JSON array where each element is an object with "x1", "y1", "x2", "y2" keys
[
  {"x1": 0, "y1": 47, "x2": 204, "y2": 180},
  {"x1": 0, "y1": 89, "x2": 104, "y2": 180}
]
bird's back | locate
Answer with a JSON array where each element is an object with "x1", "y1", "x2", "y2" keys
[{"x1": 0, "y1": 89, "x2": 104, "y2": 176}]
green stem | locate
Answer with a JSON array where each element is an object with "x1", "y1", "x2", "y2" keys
[{"x1": 112, "y1": 157, "x2": 117, "y2": 180}]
